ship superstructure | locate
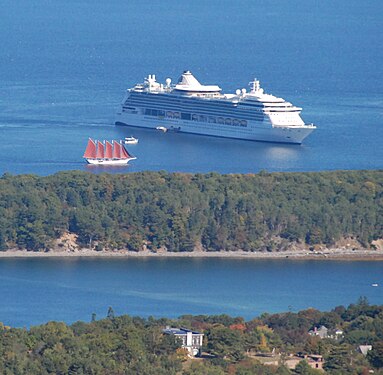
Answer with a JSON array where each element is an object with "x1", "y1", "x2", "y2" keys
[{"x1": 115, "y1": 71, "x2": 316, "y2": 144}]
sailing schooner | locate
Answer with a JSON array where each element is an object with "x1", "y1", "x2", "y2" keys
[{"x1": 83, "y1": 138, "x2": 136, "y2": 165}]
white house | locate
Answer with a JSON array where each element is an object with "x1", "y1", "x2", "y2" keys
[
  {"x1": 163, "y1": 327, "x2": 204, "y2": 356},
  {"x1": 308, "y1": 326, "x2": 328, "y2": 339}
]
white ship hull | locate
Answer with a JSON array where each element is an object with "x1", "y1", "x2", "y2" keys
[
  {"x1": 86, "y1": 158, "x2": 135, "y2": 165},
  {"x1": 116, "y1": 112, "x2": 314, "y2": 144}
]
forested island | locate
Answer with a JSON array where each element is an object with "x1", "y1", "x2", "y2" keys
[
  {"x1": 0, "y1": 170, "x2": 382, "y2": 255},
  {"x1": 1, "y1": 300, "x2": 382, "y2": 374}
]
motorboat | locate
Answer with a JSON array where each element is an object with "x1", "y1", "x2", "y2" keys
[{"x1": 124, "y1": 136, "x2": 138, "y2": 144}]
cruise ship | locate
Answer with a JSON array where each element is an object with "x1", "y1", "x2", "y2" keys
[{"x1": 115, "y1": 71, "x2": 316, "y2": 144}]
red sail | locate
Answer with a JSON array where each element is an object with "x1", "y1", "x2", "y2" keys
[
  {"x1": 112, "y1": 140, "x2": 121, "y2": 159},
  {"x1": 120, "y1": 144, "x2": 133, "y2": 159},
  {"x1": 105, "y1": 141, "x2": 113, "y2": 159},
  {"x1": 83, "y1": 138, "x2": 96, "y2": 158},
  {"x1": 96, "y1": 141, "x2": 104, "y2": 159}
]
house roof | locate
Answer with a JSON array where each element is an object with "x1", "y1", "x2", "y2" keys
[
  {"x1": 163, "y1": 327, "x2": 203, "y2": 336},
  {"x1": 359, "y1": 345, "x2": 372, "y2": 356}
]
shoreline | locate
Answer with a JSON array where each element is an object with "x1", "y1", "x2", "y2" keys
[{"x1": 0, "y1": 249, "x2": 383, "y2": 261}]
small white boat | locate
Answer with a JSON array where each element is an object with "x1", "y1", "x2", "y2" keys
[
  {"x1": 156, "y1": 126, "x2": 167, "y2": 132},
  {"x1": 372, "y1": 283, "x2": 379, "y2": 287},
  {"x1": 124, "y1": 136, "x2": 138, "y2": 144}
]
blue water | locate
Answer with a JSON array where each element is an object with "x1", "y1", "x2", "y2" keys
[
  {"x1": 0, "y1": 1, "x2": 382, "y2": 326},
  {"x1": 0, "y1": 258, "x2": 382, "y2": 327},
  {"x1": 0, "y1": 0, "x2": 382, "y2": 175}
]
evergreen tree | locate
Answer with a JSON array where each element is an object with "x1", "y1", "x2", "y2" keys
[
  {"x1": 324, "y1": 344, "x2": 353, "y2": 373},
  {"x1": 107, "y1": 306, "x2": 115, "y2": 320},
  {"x1": 368, "y1": 341, "x2": 383, "y2": 369}
]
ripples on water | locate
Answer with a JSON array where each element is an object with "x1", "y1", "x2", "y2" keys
[
  {"x1": 0, "y1": 0, "x2": 382, "y2": 175},
  {"x1": 0, "y1": 258, "x2": 382, "y2": 327}
]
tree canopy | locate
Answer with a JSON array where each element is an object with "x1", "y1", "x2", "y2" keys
[
  {"x1": 1, "y1": 300, "x2": 383, "y2": 374},
  {"x1": 0, "y1": 170, "x2": 381, "y2": 253}
]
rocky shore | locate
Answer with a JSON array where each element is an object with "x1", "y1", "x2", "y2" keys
[{"x1": 0, "y1": 248, "x2": 382, "y2": 260}]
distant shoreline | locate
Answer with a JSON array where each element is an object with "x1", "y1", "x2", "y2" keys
[{"x1": 0, "y1": 249, "x2": 383, "y2": 261}]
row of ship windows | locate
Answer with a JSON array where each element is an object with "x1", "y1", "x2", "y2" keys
[
  {"x1": 130, "y1": 94, "x2": 245, "y2": 107},
  {"x1": 183, "y1": 121, "x2": 249, "y2": 133},
  {"x1": 130, "y1": 96, "x2": 269, "y2": 114},
  {"x1": 143, "y1": 108, "x2": 248, "y2": 127},
  {"x1": 125, "y1": 101, "x2": 264, "y2": 119}
]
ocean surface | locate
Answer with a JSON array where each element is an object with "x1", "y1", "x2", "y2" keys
[
  {"x1": 0, "y1": 0, "x2": 382, "y2": 327},
  {"x1": 0, "y1": 0, "x2": 382, "y2": 175},
  {"x1": 0, "y1": 257, "x2": 382, "y2": 328}
]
